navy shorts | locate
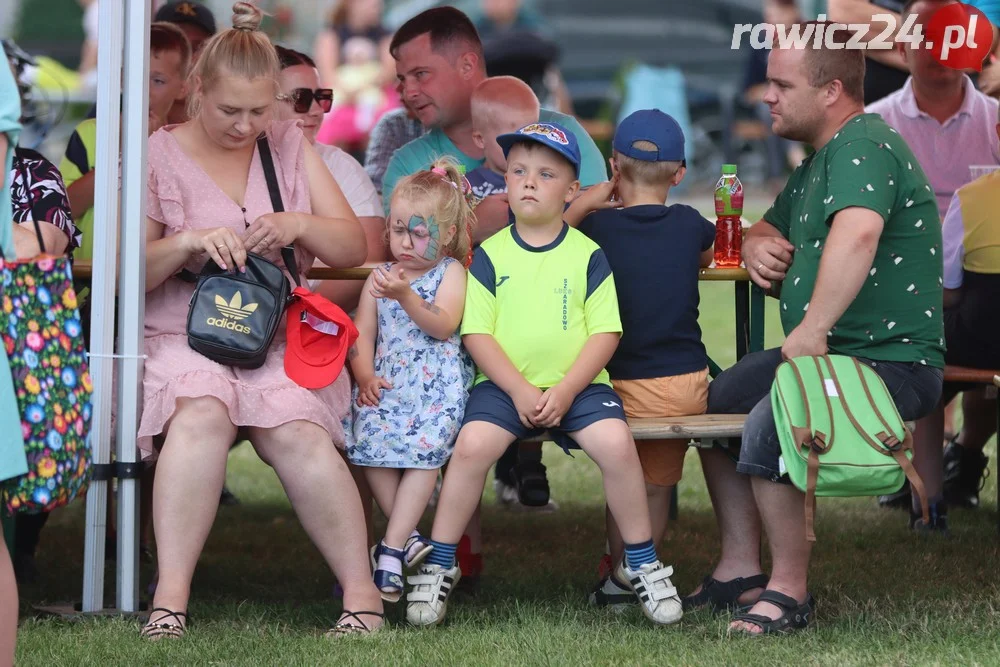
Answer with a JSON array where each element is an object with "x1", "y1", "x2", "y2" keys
[{"x1": 462, "y1": 381, "x2": 627, "y2": 452}]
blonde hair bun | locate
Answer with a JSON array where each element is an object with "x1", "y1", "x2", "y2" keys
[{"x1": 232, "y1": 1, "x2": 263, "y2": 32}]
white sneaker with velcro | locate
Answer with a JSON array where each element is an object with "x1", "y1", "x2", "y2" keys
[
  {"x1": 616, "y1": 561, "x2": 684, "y2": 625},
  {"x1": 405, "y1": 563, "x2": 461, "y2": 627}
]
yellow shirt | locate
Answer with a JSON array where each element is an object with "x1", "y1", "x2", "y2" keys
[
  {"x1": 942, "y1": 170, "x2": 1000, "y2": 288},
  {"x1": 462, "y1": 224, "x2": 622, "y2": 388}
]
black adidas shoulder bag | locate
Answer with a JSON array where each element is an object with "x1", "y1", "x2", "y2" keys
[{"x1": 181, "y1": 134, "x2": 301, "y2": 369}]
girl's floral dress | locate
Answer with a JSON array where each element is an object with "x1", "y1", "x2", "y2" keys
[{"x1": 345, "y1": 257, "x2": 474, "y2": 469}]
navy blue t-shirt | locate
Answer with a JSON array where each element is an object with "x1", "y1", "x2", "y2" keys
[
  {"x1": 468, "y1": 165, "x2": 507, "y2": 200},
  {"x1": 578, "y1": 204, "x2": 715, "y2": 380}
]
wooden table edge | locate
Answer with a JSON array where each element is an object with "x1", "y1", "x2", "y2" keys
[{"x1": 71, "y1": 262, "x2": 752, "y2": 283}]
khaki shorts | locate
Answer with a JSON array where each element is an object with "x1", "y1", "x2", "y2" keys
[{"x1": 612, "y1": 368, "x2": 709, "y2": 487}]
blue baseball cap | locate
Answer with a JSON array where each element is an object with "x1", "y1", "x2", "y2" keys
[
  {"x1": 613, "y1": 109, "x2": 685, "y2": 163},
  {"x1": 497, "y1": 122, "x2": 582, "y2": 177}
]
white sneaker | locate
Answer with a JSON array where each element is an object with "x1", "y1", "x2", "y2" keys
[
  {"x1": 405, "y1": 563, "x2": 461, "y2": 627},
  {"x1": 493, "y1": 479, "x2": 520, "y2": 506},
  {"x1": 616, "y1": 561, "x2": 684, "y2": 625}
]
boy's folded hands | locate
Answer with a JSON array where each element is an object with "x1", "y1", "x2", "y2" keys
[
  {"x1": 511, "y1": 384, "x2": 544, "y2": 429},
  {"x1": 508, "y1": 382, "x2": 575, "y2": 429},
  {"x1": 534, "y1": 383, "x2": 574, "y2": 428}
]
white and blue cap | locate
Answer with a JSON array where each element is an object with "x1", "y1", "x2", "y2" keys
[
  {"x1": 497, "y1": 122, "x2": 582, "y2": 177},
  {"x1": 613, "y1": 109, "x2": 685, "y2": 164}
]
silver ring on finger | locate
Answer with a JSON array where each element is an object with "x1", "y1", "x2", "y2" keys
[{"x1": 757, "y1": 262, "x2": 765, "y2": 271}]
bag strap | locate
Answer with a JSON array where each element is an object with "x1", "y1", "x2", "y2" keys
[
  {"x1": 791, "y1": 356, "x2": 836, "y2": 543},
  {"x1": 15, "y1": 150, "x2": 48, "y2": 255},
  {"x1": 851, "y1": 357, "x2": 904, "y2": 443},
  {"x1": 175, "y1": 136, "x2": 302, "y2": 286},
  {"x1": 888, "y1": 432, "x2": 930, "y2": 526},
  {"x1": 845, "y1": 358, "x2": 931, "y2": 526},
  {"x1": 827, "y1": 356, "x2": 909, "y2": 459},
  {"x1": 256, "y1": 134, "x2": 301, "y2": 288}
]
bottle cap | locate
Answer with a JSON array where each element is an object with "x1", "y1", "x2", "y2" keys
[{"x1": 722, "y1": 164, "x2": 738, "y2": 175}]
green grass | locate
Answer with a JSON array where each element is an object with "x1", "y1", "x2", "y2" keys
[{"x1": 12, "y1": 243, "x2": 1000, "y2": 666}]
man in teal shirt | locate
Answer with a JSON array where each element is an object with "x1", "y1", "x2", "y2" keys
[{"x1": 382, "y1": 6, "x2": 607, "y2": 242}]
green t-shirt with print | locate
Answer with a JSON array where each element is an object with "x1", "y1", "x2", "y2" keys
[{"x1": 763, "y1": 113, "x2": 945, "y2": 368}]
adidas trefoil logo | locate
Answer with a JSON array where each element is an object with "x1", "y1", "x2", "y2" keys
[
  {"x1": 215, "y1": 292, "x2": 258, "y2": 320},
  {"x1": 207, "y1": 291, "x2": 257, "y2": 334}
]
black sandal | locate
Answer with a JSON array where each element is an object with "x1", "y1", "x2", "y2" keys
[
  {"x1": 325, "y1": 610, "x2": 385, "y2": 637},
  {"x1": 681, "y1": 573, "x2": 769, "y2": 613},
  {"x1": 140, "y1": 607, "x2": 189, "y2": 640},
  {"x1": 730, "y1": 590, "x2": 815, "y2": 635}
]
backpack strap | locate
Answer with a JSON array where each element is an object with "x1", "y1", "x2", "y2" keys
[
  {"x1": 831, "y1": 356, "x2": 931, "y2": 527},
  {"x1": 788, "y1": 357, "x2": 836, "y2": 543},
  {"x1": 885, "y1": 430, "x2": 930, "y2": 527},
  {"x1": 256, "y1": 134, "x2": 301, "y2": 289}
]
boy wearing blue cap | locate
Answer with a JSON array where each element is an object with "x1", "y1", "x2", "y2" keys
[
  {"x1": 405, "y1": 122, "x2": 684, "y2": 628},
  {"x1": 566, "y1": 109, "x2": 716, "y2": 607}
]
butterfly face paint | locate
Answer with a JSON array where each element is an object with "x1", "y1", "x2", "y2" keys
[{"x1": 408, "y1": 214, "x2": 440, "y2": 261}]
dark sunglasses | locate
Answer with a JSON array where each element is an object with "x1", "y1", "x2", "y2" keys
[{"x1": 282, "y1": 87, "x2": 333, "y2": 113}]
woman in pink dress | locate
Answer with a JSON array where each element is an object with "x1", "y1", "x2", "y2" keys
[{"x1": 139, "y1": 3, "x2": 383, "y2": 639}]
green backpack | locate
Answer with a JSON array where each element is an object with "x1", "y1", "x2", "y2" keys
[{"x1": 771, "y1": 354, "x2": 929, "y2": 541}]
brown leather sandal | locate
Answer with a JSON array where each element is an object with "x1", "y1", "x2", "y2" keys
[{"x1": 140, "y1": 607, "x2": 189, "y2": 640}]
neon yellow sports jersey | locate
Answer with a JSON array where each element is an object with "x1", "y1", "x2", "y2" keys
[
  {"x1": 462, "y1": 224, "x2": 622, "y2": 388},
  {"x1": 59, "y1": 118, "x2": 97, "y2": 262}
]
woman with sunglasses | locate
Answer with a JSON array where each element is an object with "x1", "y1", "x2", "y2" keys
[{"x1": 275, "y1": 46, "x2": 387, "y2": 314}]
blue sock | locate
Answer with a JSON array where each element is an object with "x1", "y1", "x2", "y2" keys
[
  {"x1": 624, "y1": 539, "x2": 658, "y2": 570},
  {"x1": 425, "y1": 540, "x2": 457, "y2": 568}
]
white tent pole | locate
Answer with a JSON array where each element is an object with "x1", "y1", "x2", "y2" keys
[
  {"x1": 115, "y1": 0, "x2": 152, "y2": 614},
  {"x1": 82, "y1": 0, "x2": 125, "y2": 614}
]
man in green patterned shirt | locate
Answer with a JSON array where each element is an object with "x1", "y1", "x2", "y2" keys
[{"x1": 683, "y1": 23, "x2": 945, "y2": 635}]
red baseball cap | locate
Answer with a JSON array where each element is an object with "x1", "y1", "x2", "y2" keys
[{"x1": 285, "y1": 287, "x2": 359, "y2": 389}]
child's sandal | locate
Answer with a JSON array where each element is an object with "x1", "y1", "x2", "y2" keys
[
  {"x1": 373, "y1": 542, "x2": 407, "y2": 602},
  {"x1": 140, "y1": 607, "x2": 189, "y2": 641},
  {"x1": 404, "y1": 533, "x2": 434, "y2": 570}
]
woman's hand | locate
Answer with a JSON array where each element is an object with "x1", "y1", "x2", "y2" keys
[
  {"x1": 186, "y1": 227, "x2": 248, "y2": 272},
  {"x1": 243, "y1": 212, "x2": 302, "y2": 256}
]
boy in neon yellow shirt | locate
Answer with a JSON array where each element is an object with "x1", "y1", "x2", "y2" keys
[{"x1": 405, "y1": 123, "x2": 684, "y2": 628}]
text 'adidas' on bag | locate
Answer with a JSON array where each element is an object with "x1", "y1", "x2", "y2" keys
[
  {"x1": 771, "y1": 354, "x2": 929, "y2": 541},
  {"x1": 182, "y1": 134, "x2": 300, "y2": 369}
]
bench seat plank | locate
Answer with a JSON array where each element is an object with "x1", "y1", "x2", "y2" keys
[{"x1": 522, "y1": 414, "x2": 748, "y2": 442}]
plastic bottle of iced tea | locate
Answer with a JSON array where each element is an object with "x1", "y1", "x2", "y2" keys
[{"x1": 714, "y1": 164, "x2": 744, "y2": 269}]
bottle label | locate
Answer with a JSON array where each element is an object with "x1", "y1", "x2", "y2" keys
[{"x1": 714, "y1": 176, "x2": 744, "y2": 217}]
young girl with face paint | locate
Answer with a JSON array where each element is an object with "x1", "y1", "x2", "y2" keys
[{"x1": 343, "y1": 158, "x2": 477, "y2": 602}]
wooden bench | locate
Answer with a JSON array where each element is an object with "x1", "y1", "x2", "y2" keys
[{"x1": 522, "y1": 414, "x2": 748, "y2": 445}]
